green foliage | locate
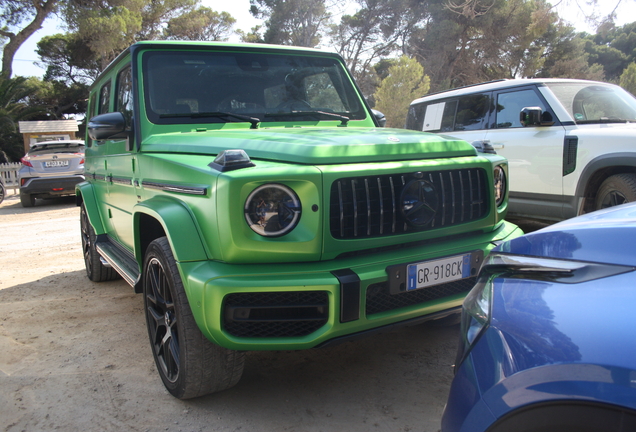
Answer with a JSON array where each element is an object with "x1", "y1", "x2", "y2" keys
[
  {"x1": 0, "y1": 76, "x2": 50, "y2": 160},
  {"x1": 37, "y1": 34, "x2": 100, "y2": 84},
  {"x1": 164, "y1": 7, "x2": 235, "y2": 41},
  {"x1": 581, "y1": 22, "x2": 636, "y2": 82},
  {"x1": 620, "y1": 63, "x2": 636, "y2": 96},
  {"x1": 374, "y1": 56, "x2": 429, "y2": 128},
  {"x1": 62, "y1": 0, "x2": 196, "y2": 69},
  {"x1": 249, "y1": 0, "x2": 329, "y2": 47},
  {"x1": 238, "y1": 26, "x2": 266, "y2": 43}
]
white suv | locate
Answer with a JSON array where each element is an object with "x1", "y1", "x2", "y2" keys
[{"x1": 407, "y1": 79, "x2": 636, "y2": 221}]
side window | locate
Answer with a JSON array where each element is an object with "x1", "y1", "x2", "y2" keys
[
  {"x1": 454, "y1": 94, "x2": 489, "y2": 131},
  {"x1": 98, "y1": 81, "x2": 111, "y2": 114},
  {"x1": 495, "y1": 89, "x2": 548, "y2": 128},
  {"x1": 417, "y1": 100, "x2": 457, "y2": 132},
  {"x1": 116, "y1": 65, "x2": 134, "y2": 127},
  {"x1": 86, "y1": 96, "x2": 97, "y2": 146}
]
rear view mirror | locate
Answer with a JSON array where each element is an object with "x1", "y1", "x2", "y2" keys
[
  {"x1": 520, "y1": 107, "x2": 542, "y2": 127},
  {"x1": 372, "y1": 109, "x2": 386, "y2": 127},
  {"x1": 88, "y1": 112, "x2": 128, "y2": 140}
]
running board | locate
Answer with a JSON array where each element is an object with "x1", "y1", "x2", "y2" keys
[{"x1": 95, "y1": 238, "x2": 142, "y2": 292}]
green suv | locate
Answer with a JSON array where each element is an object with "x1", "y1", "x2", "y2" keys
[{"x1": 77, "y1": 41, "x2": 521, "y2": 399}]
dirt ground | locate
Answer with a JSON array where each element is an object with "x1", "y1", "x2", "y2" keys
[{"x1": 0, "y1": 193, "x2": 462, "y2": 432}]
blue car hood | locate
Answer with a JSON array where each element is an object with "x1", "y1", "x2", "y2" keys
[{"x1": 497, "y1": 203, "x2": 636, "y2": 266}]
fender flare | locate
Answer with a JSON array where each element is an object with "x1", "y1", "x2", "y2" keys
[
  {"x1": 75, "y1": 181, "x2": 107, "y2": 235},
  {"x1": 575, "y1": 153, "x2": 636, "y2": 199},
  {"x1": 133, "y1": 196, "x2": 209, "y2": 264}
]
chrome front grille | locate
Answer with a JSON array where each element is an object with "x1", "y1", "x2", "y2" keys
[{"x1": 329, "y1": 168, "x2": 488, "y2": 239}]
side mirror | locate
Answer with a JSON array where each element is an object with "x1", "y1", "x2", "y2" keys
[
  {"x1": 520, "y1": 107, "x2": 543, "y2": 127},
  {"x1": 372, "y1": 109, "x2": 386, "y2": 128},
  {"x1": 88, "y1": 112, "x2": 128, "y2": 140}
]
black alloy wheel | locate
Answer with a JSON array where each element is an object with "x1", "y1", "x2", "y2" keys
[
  {"x1": 144, "y1": 253, "x2": 180, "y2": 383},
  {"x1": 80, "y1": 204, "x2": 118, "y2": 282},
  {"x1": 143, "y1": 237, "x2": 245, "y2": 399},
  {"x1": 595, "y1": 174, "x2": 636, "y2": 210}
]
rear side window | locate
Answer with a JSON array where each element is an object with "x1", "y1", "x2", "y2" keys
[
  {"x1": 455, "y1": 94, "x2": 489, "y2": 131},
  {"x1": 116, "y1": 65, "x2": 134, "y2": 127},
  {"x1": 412, "y1": 100, "x2": 457, "y2": 132},
  {"x1": 409, "y1": 94, "x2": 489, "y2": 132},
  {"x1": 99, "y1": 81, "x2": 111, "y2": 114}
]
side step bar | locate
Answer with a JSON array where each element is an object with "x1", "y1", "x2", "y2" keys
[{"x1": 95, "y1": 237, "x2": 142, "y2": 292}]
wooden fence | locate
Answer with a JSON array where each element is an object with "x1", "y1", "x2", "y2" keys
[{"x1": 0, "y1": 162, "x2": 21, "y2": 194}]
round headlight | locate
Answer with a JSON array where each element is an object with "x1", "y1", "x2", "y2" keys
[
  {"x1": 244, "y1": 184, "x2": 302, "y2": 237},
  {"x1": 493, "y1": 165, "x2": 506, "y2": 207}
]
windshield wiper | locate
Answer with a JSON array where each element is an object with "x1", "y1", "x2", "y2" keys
[
  {"x1": 160, "y1": 111, "x2": 260, "y2": 129},
  {"x1": 264, "y1": 111, "x2": 350, "y2": 126}
]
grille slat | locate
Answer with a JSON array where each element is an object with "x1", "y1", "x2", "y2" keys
[
  {"x1": 366, "y1": 277, "x2": 477, "y2": 316},
  {"x1": 330, "y1": 169, "x2": 489, "y2": 240}
]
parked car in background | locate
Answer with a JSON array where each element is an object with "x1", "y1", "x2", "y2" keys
[
  {"x1": 442, "y1": 202, "x2": 636, "y2": 432},
  {"x1": 77, "y1": 40, "x2": 522, "y2": 399},
  {"x1": 407, "y1": 79, "x2": 636, "y2": 222},
  {"x1": 18, "y1": 139, "x2": 85, "y2": 207},
  {"x1": 0, "y1": 176, "x2": 5, "y2": 204}
]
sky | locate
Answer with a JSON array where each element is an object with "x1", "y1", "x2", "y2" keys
[{"x1": 10, "y1": 0, "x2": 636, "y2": 78}]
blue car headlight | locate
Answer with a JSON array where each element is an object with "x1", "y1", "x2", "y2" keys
[{"x1": 455, "y1": 274, "x2": 493, "y2": 370}]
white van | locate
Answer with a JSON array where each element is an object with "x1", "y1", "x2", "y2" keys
[{"x1": 407, "y1": 78, "x2": 636, "y2": 221}]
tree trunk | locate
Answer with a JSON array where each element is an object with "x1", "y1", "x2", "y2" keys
[{"x1": 1, "y1": 0, "x2": 59, "y2": 78}]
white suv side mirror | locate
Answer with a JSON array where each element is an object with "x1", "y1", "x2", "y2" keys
[{"x1": 520, "y1": 106, "x2": 543, "y2": 127}]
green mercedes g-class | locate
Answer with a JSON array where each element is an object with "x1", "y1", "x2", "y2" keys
[{"x1": 77, "y1": 41, "x2": 521, "y2": 399}]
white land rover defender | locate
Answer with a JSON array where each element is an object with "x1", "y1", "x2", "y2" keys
[{"x1": 407, "y1": 79, "x2": 636, "y2": 221}]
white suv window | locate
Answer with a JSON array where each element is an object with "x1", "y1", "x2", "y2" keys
[{"x1": 495, "y1": 89, "x2": 547, "y2": 128}]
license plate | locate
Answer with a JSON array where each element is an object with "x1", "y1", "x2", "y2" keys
[
  {"x1": 45, "y1": 160, "x2": 69, "y2": 167},
  {"x1": 406, "y1": 253, "x2": 472, "y2": 291}
]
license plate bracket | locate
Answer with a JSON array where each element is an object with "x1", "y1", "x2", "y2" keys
[{"x1": 386, "y1": 250, "x2": 484, "y2": 295}]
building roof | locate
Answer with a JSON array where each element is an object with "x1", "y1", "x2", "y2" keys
[{"x1": 18, "y1": 120, "x2": 79, "y2": 133}]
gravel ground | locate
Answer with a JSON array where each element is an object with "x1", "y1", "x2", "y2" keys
[{"x1": 0, "y1": 193, "x2": 460, "y2": 432}]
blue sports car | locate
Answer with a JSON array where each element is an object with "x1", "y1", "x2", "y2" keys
[{"x1": 442, "y1": 203, "x2": 636, "y2": 432}]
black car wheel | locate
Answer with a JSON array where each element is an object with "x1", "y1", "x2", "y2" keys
[
  {"x1": 143, "y1": 237, "x2": 244, "y2": 399},
  {"x1": 80, "y1": 204, "x2": 119, "y2": 281},
  {"x1": 20, "y1": 192, "x2": 35, "y2": 207},
  {"x1": 0, "y1": 181, "x2": 5, "y2": 204},
  {"x1": 595, "y1": 174, "x2": 636, "y2": 210}
]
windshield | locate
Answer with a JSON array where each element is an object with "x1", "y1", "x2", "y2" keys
[
  {"x1": 142, "y1": 50, "x2": 367, "y2": 125},
  {"x1": 545, "y1": 82, "x2": 636, "y2": 124}
]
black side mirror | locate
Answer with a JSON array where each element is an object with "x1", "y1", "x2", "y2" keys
[
  {"x1": 88, "y1": 112, "x2": 128, "y2": 140},
  {"x1": 372, "y1": 109, "x2": 386, "y2": 127},
  {"x1": 520, "y1": 107, "x2": 543, "y2": 127}
]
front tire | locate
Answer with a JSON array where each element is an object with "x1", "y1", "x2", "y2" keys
[
  {"x1": 143, "y1": 237, "x2": 245, "y2": 399},
  {"x1": 594, "y1": 174, "x2": 636, "y2": 210}
]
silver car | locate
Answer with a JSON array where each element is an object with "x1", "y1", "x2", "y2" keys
[{"x1": 18, "y1": 140, "x2": 85, "y2": 207}]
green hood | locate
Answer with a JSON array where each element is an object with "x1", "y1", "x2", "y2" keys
[{"x1": 141, "y1": 127, "x2": 477, "y2": 164}]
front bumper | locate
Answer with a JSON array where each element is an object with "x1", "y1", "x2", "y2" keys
[
  {"x1": 20, "y1": 175, "x2": 85, "y2": 197},
  {"x1": 180, "y1": 221, "x2": 523, "y2": 351}
]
